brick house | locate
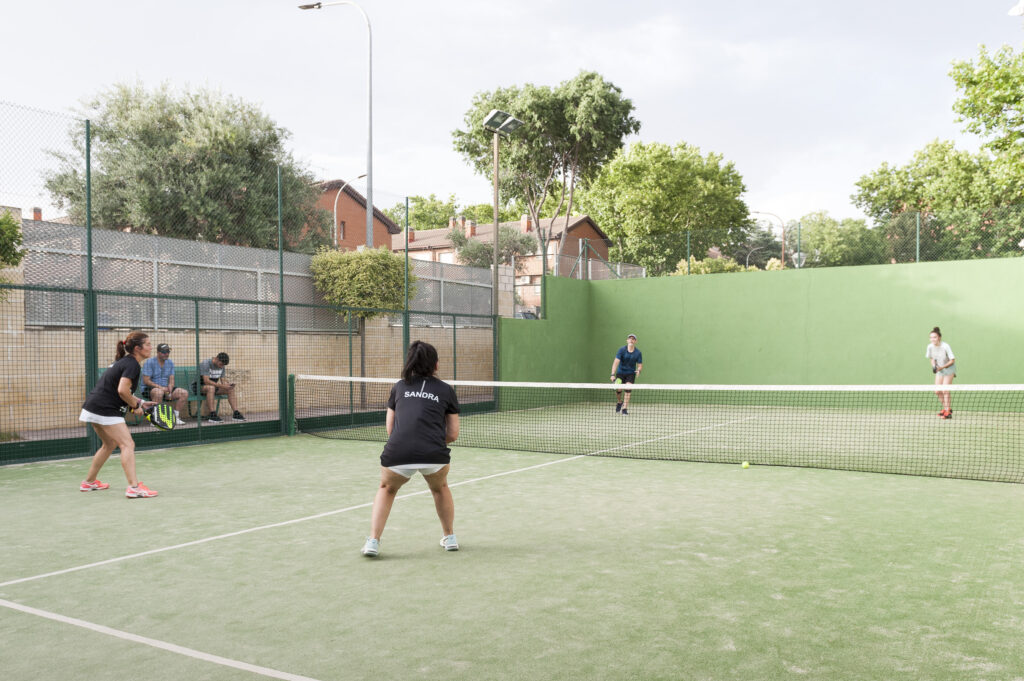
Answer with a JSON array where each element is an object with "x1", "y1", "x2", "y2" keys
[
  {"x1": 393, "y1": 214, "x2": 612, "y2": 312},
  {"x1": 317, "y1": 180, "x2": 401, "y2": 250}
]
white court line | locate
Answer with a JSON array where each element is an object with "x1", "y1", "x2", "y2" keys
[
  {"x1": 0, "y1": 598, "x2": 324, "y2": 681},
  {"x1": 0, "y1": 415, "x2": 750, "y2": 679},
  {"x1": 0, "y1": 454, "x2": 584, "y2": 589},
  {"x1": 2, "y1": 415, "x2": 755, "y2": 588}
]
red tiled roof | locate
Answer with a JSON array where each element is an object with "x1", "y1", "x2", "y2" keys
[{"x1": 395, "y1": 215, "x2": 608, "y2": 251}]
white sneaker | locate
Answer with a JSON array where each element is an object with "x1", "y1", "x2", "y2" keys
[
  {"x1": 174, "y1": 410, "x2": 185, "y2": 426},
  {"x1": 361, "y1": 537, "x2": 380, "y2": 557},
  {"x1": 440, "y1": 534, "x2": 459, "y2": 551}
]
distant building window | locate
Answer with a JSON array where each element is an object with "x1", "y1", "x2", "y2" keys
[
  {"x1": 338, "y1": 221, "x2": 345, "y2": 242},
  {"x1": 409, "y1": 252, "x2": 433, "y2": 261},
  {"x1": 439, "y1": 252, "x2": 456, "y2": 264},
  {"x1": 547, "y1": 241, "x2": 557, "y2": 257}
]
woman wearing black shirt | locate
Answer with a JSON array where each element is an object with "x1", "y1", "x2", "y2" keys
[
  {"x1": 362, "y1": 341, "x2": 460, "y2": 557},
  {"x1": 79, "y1": 331, "x2": 159, "y2": 498}
]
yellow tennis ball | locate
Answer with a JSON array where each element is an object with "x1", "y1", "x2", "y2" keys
[{"x1": 742, "y1": 461, "x2": 750, "y2": 469}]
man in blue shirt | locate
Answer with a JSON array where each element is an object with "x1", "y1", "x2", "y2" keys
[
  {"x1": 141, "y1": 343, "x2": 187, "y2": 425},
  {"x1": 610, "y1": 333, "x2": 643, "y2": 415}
]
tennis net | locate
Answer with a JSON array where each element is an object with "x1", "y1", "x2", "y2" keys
[{"x1": 292, "y1": 376, "x2": 1024, "y2": 484}]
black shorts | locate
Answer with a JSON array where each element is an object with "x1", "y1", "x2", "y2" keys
[
  {"x1": 144, "y1": 386, "x2": 177, "y2": 400},
  {"x1": 616, "y1": 373, "x2": 635, "y2": 390}
]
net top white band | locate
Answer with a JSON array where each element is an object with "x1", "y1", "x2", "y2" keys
[{"x1": 295, "y1": 375, "x2": 1024, "y2": 393}]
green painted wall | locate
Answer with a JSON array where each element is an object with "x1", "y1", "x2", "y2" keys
[
  {"x1": 501, "y1": 258, "x2": 1024, "y2": 384},
  {"x1": 499, "y1": 276, "x2": 592, "y2": 382}
]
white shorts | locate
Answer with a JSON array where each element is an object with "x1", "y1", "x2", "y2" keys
[
  {"x1": 387, "y1": 463, "x2": 448, "y2": 478},
  {"x1": 79, "y1": 409, "x2": 126, "y2": 426}
]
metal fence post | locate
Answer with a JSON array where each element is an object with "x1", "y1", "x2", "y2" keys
[
  {"x1": 452, "y1": 314, "x2": 457, "y2": 381},
  {"x1": 277, "y1": 166, "x2": 288, "y2": 434},
  {"x1": 403, "y1": 196, "x2": 410, "y2": 355},
  {"x1": 686, "y1": 230, "x2": 691, "y2": 274},
  {"x1": 83, "y1": 119, "x2": 99, "y2": 455},
  {"x1": 916, "y1": 212, "x2": 921, "y2": 263}
]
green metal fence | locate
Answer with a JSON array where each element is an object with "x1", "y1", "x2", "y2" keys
[{"x1": 0, "y1": 282, "x2": 495, "y2": 465}]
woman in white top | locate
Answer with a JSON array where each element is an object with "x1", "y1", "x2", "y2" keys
[{"x1": 926, "y1": 326, "x2": 956, "y2": 419}]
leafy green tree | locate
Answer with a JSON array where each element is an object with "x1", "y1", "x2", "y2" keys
[
  {"x1": 950, "y1": 45, "x2": 1024, "y2": 157},
  {"x1": 460, "y1": 202, "x2": 520, "y2": 226},
  {"x1": 384, "y1": 196, "x2": 521, "y2": 233},
  {"x1": 453, "y1": 71, "x2": 640, "y2": 276},
  {"x1": 447, "y1": 226, "x2": 537, "y2": 271},
  {"x1": 45, "y1": 82, "x2": 330, "y2": 252},
  {"x1": 673, "y1": 256, "x2": 758, "y2": 276},
  {"x1": 577, "y1": 142, "x2": 751, "y2": 276},
  {"x1": 383, "y1": 194, "x2": 459, "y2": 232},
  {"x1": 852, "y1": 140, "x2": 997, "y2": 224},
  {"x1": 852, "y1": 44, "x2": 1024, "y2": 263},
  {"x1": 0, "y1": 210, "x2": 25, "y2": 296},
  {"x1": 309, "y1": 247, "x2": 414, "y2": 318}
]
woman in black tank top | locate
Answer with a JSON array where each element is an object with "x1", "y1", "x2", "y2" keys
[{"x1": 79, "y1": 331, "x2": 160, "y2": 498}]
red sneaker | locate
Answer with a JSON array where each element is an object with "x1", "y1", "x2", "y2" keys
[
  {"x1": 941, "y1": 410, "x2": 952, "y2": 419},
  {"x1": 80, "y1": 479, "x2": 110, "y2": 492},
  {"x1": 126, "y1": 482, "x2": 159, "y2": 498}
]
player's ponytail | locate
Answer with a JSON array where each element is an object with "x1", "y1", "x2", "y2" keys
[
  {"x1": 931, "y1": 326, "x2": 942, "y2": 338},
  {"x1": 402, "y1": 340, "x2": 438, "y2": 383},
  {"x1": 115, "y1": 331, "x2": 149, "y2": 361}
]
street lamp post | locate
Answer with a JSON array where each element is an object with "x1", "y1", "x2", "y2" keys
[
  {"x1": 482, "y1": 109, "x2": 524, "y2": 317},
  {"x1": 331, "y1": 173, "x2": 367, "y2": 247},
  {"x1": 299, "y1": 1, "x2": 374, "y2": 248},
  {"x1": 751, "y1": 211, "x2": 786, "y2": 269},
  {"x1": 745, "y1": 245, "x2": 766, "y2": 267}
]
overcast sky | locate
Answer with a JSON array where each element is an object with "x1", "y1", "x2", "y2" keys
[{"x1": 3, "y1": 0, "x2": 1023, "y2": 224}]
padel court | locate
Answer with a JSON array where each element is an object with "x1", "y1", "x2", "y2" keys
[{"x1": 3, "y1": 432, "x2": 1023, "y2": 681}]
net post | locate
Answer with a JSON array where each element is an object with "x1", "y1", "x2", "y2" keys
[
  {"x1": 194, "y1": 298, "x2": 202, "y2": 436},
  {"x1": 347, "y1": 311, "x2": 354, "y2": 426},
  {"x1": 452, "y1": 314, "x2": 457, "y2": 382},
  {"x1": 287, "y1": 373, "x2": 296, "y2": 436}
]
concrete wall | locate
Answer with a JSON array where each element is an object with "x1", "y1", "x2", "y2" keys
[
  {"x1": 1, "y1": 299, "x2": 494, "y2": 437},
  {"x1": 500, "y1": 258, "x2": 1024, "y2": 385}
]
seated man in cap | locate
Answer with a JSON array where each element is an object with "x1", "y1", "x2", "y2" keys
[{"x1": 141, "y1": 343, "x2": 188, "y2": 425}]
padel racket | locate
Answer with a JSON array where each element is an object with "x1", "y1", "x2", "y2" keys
[
  {"x1": 614, "y1": 377, "x2": 623, "y2": 385},
  {"x1": 121, "y1": 402, "x2": 176, "y2": 430},
  {"x1": 144, "y1": 403, "x2": 176, "y2": 430},
  {"x1": 932, "y1": 365, "x2": 939, "y2": 374}
]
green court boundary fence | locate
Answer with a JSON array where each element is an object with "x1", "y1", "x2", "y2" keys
[{"x1": 0, "y1": 282, "x2": 496, "y2": 466}]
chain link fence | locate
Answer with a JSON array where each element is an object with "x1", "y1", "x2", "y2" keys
[
  {"x1": 773, "y1": 207, "x2": 1024, "y2": 270},
  {"x1": 511, "y1": 247, "x2": 645, "y2": 317}
]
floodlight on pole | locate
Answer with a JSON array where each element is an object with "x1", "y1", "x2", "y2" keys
[
  {"x1": 299, "y1": 1, "x2": 374, "y2": 248},
  {"x1": 482, "y1": 109, "x2": 524, "y2": 318},
  {"x1": 331, "y1": 174, "x2": 367, "y2": 247},
  {"x1": 751, "y1": 211, "x2": 787, "y2": 269}
]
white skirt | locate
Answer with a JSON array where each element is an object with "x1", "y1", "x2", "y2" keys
[
  {"x1": 387, "y1": 463, "x2": 448, "y2": 478},
  {"x1": 79, "y1": 409, "x2": 126, "y2": 426}
]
